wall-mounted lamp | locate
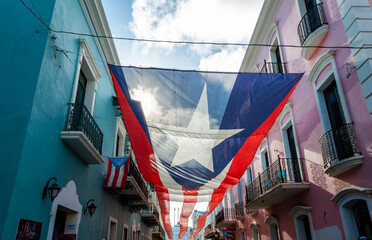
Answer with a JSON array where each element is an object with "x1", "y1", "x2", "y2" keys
[
  {"x1": 84, "y1": 199, "x2": 97, "y2": 217},
  {"x1": 42, "y1": 177, "x2": 61, "y2": 202}
]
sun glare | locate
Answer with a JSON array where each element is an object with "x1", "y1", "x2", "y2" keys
[{"x1": 130, "y1": 88, "x2": 157, "y2": 118}]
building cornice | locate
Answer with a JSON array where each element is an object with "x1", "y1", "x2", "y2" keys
[{"x1": 239, "y1": 0, "x2": 282, "y2": 72}]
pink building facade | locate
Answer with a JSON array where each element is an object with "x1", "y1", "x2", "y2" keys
[{"x1": 211, "y1": 0, "x2": 372, "y2": 239}]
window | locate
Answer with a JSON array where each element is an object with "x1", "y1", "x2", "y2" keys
[
  {"x1": 260, "y1": 139, "x2": 270, "y2": 171},
  {"x1": 332, "y1": 187, "x2": 372, "y2": 239},
  {"x1": 249, "y1": 223, "x2": 260, "y2": 240},
  {"x1": 114, "y1": 117, "x2": 127, "y2": 157},
  {"x1": 279, "y1": 103, "x2": 302, "y2": 182},
  {"x1": 230, "y1": 188, "x2": 234, "y2": 209},
  {"x1": 122, "y1": 225, "x2": 128, "y2": 240},
  {"x1": 247, "y1": 166, "x2": 253, "y2": 184},
  {"x1": 265, "y1": 216, "x2": 280, "y2": 240},
  {"x1": 270, "y1": 38, "x2": 284, "y2": 73},
  {"x1": 237, "y1": 182, "x2": 243, "y2": 203},
  {"x1": 71, "y1": 39, "x2": 101, "y2": 114},
  {"x1": 108, "y1": 217, "x2": 118, "y2": 240},
  {"x1": 240, "y1": 230, "x2": 246, "y2": 240},
  {"x1": 289, "y1": 206, "x2": 315, "y2": 240}
]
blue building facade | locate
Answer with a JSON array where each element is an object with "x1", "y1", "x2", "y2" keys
[{"x1": 0, "y1": 1, "x2": 159, "y2": 240}]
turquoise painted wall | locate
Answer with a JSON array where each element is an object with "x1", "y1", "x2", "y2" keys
[
  {"x1": 0, "y1": 0, "x2": 56, "y2": 237},
  {"x1": 0, "y1": 0, "x2": 151, "y2": 239}
]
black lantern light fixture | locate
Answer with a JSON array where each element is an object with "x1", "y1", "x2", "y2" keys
[
  {"x1": 42, "y1": 177, "x2": 61, "y2": 202},
  {"x1": 84, "y1": 199, "x2": 97, "y2": 217}
]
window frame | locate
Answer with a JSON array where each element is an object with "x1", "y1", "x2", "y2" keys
[
  {"x1": 308, "y1": 50, "x2": 351, "y2": 133},
  {"x1": 108, "y1": 216, "x2": 118, "y2": 240},
  {"x1": 265, "y1": 216, "x2": 280, "y2": 240},
  {"x1": 122, "y1": 224, "x2": 128, "y2": 240},
  {"x1": 331, "y1": 187, "x2": 372, "y2": 240},
  {"x1": 289, "y1": 206, "x2": 316, "y2": 240},
  {"x1": 70, "y1": 39, "x2": 102, "y2": 114},
  {"x1": 249, "y1": 223, "x2": 260, "y2": 240}
]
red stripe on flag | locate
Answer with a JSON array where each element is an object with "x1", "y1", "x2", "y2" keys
[
  {"x1": 179, "y1": 187, "x2": 199, "y2": 239},
  {"x1": 191, "y1": 77, "x2": 302, "y2": 237}
]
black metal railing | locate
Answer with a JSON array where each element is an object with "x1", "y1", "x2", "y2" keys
[
  {"x1": 142, "y1": 203, "x2": 159, "y2": 218},
  {"x1": 152, "y1": 225, "x2": 165, "y2": 236},
  {"x1": 128, "y1": 158, "x2": 149, "y2": 198},
  {"x1": 66, "y1": 103, "x2": 103, "y2": 154},
  {"x1": 319, "y1": 123, "x2": 361, "y2": 169},
  {"x1": 297, "y1": 3, "x2": 327, "y2": 45},
  {"x1": 204, "y1": 224, "x2": 213, "y2": 237},
  {"x1": 235, "y1": 202, "x2": 244, "y2": 219},
  {"x1": 260, "y1": 60, "x2": 286, "y2": 73},
  {"x1": 216, "y1": 207, "x2": 236, "y2": 224},
  {"x1": 245, "y1": 157, "x2": 306, "y2": 203}
]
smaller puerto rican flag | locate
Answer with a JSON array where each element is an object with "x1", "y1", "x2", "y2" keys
[{"x1": 104, "y1": 157, "x2": 130, "y2": 188}]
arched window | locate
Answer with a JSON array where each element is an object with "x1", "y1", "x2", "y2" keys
[
  {"x1": 331, "y1": 187, "x2": 372, "y2": 239},
  {"x1": 249, "y1": 223, "x2": 260, "y2": 240},
  {"x1": 265, "y1": 216, "x2": 280, "y2": 240},
  {"x1": 289, "y1": 206, "x2": 315, "y2": 240}
]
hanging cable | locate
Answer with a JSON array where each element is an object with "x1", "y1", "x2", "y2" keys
[{"x1": 19, "y1": 0, "x2": 372, "y2": 50}]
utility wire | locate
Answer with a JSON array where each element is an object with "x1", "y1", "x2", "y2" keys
[{"x1": 20, "y1": 0, "x2": 372, "y2": 50}]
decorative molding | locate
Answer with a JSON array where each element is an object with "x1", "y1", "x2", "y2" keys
[
  {"x1": 307, "y1": 49, "x2": 336, "y2": 82},
  {"x1": 289, "y1": 205, "x2": 312, "y2": 217},
  {"x1": 46, "y1": 181, "x2": 82, "y2": 240},
  {"x1": 331, "y1": 187, "x2": 372, "y2": 205}
]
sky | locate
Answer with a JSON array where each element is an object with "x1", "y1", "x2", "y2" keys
[
  {"x1": 101, "y1": 0, "x2": 264, "y2": 72},
  {"x1": 101, "y1": 0, "x2": 265, "y2": 227}
]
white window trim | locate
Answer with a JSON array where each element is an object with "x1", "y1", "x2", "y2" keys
[
  {"x1": 108, "y1": 216, "x2": 118, "y2": 240},
  {"x1": 249, "y1": 222, "x2": 260, "y2": 240},
  {"x1": 289, "y1": 206, "x2": 317, "y2": 240},
  {"x1": 70, "y1": 39, "x2": 102, "y2": 114},
  {"x1": 122, "y1": 224, "x2": 129, "y2": 240},
  {"x1": 308, "y1": 50, "x2": 351, "y2": 132},
  {"x1": 114, "y1": 117, "x2": 127, "y2": 157},
  {"x1": 265, "y1": 216, "x2": 280, "y2": 240},
  {"x1": 331, "y1": 187, "x2": 372, "y2": 240},
  {"x1": 268, "y1": 24, "x2": 285, "y2": 73},
  {"x1": 278, "y1": 103, "x2": 302, "y2": 172},
  {"x1": 260, "y1": 138, "x2": 270, "y2": 171}
]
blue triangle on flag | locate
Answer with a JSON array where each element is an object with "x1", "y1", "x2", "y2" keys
[{"x1": 109, "y1": 157, "x2": 129, "y2": 171}]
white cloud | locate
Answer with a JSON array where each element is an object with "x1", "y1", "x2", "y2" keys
[
  {"x1": 199, "y1": 47, "x2": 246, "y2": 72},
  {"x1": 130, "y1": 0, "x2": 264, "y2": 55}
]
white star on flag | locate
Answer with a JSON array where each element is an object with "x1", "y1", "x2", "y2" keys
[{"x1": 169, "y1": 84, "x2": 244, "y2": 172}]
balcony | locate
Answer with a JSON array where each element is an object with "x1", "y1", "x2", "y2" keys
[
  {"x1": 151, "y1": 225, "x2": 165, "y2": 240},
  {"x1": 216, "y1": 208, "x2": 237, "y2": 229},
  {"x1": 319, "y1": 123, "x2": 363, "y2": 177},
  {"x1": 297, "y1": 3, "x2": 329, "y2": 59},
  {"x1": 235, "y1": 202, "x2": 244, "y2": 220},
  {"x1": 204, "y1": 223, "x2": 216, "y2": 238},
  {"x1": 141, "y1": 203, "x2": 160, "y2": 227},
  {"x1": 245, "y1": 157, "x2": 310, "y2": 209},
  {"x1": 61, "y1": 103, "x2": 104, "y2": 164},
  {"x1": 260, "y1": 60, "x2": 286, "y2": 74},
  {"x1": 119, "y1": 158, "x2": 150, "y2": 212}
]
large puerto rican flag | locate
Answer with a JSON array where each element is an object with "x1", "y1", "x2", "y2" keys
[{"x1": 108, "y1": 64, "x2": 302, "y2": 238}]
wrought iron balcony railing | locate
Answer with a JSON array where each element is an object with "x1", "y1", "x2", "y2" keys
[
  {"x1": 151, "y1": 225, "x2": 165, "y2": 237},
  {"x1": 319, "y1": 123, "x2": 361, "y2": 169},
  {"x1": 66, "y1": 103, "x2": 103, "y2": 154},
  {"x1": 298, "y1": 3, "x2": 327, "y2": 45},
  {"x1": 216, "y1": 207, "x2": 236, "y2": 224},
  {"x1": 142, "y1": 203, "x2": 159, "y2": 217},
  {"x1": 235, "y1": 202, "x2": 244, "y2": 220},
  {"x1": 260, "y1": 60, "x2": 286, "y2": 73},
  {"x1": 246, "y1": 157, "x2": 306, "y2": 203},
  {"x1": 128, "y1": 158, "x2": 149, "y2": 199}
]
